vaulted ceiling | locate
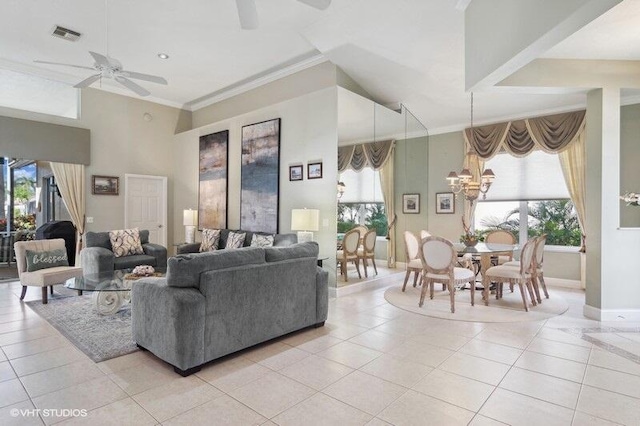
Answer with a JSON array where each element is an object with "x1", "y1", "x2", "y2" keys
[{"x1": 1, "y1": 0, "x2": 639, "y2": 132}]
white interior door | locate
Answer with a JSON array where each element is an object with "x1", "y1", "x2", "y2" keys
[{"x1": 125, "y1": 174, "x2": 167, "y2": 246}]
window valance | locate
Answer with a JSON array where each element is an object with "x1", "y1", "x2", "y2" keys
[
  {"x1": 338, "y1": 140, "x2": 395, "y2": 172},
  {"x1": 464, "y1": 110, "x2": 586, "y2": 159}
]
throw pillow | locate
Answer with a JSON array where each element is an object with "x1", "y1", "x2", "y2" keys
[
  {"x1": 200, "y1": 229, "x2": 221, "y2": 252},
  {"x1": 25, "y1": 249, "x2": 69, "y2": 272},
  {"x1": 109, "y1": 228, "x2": 144, "y2": 258},
  {"x1": 250, "y1": 234, "x2": 274, "y2": 248},
  {"x1": 226, "y1": 231, "x2": 246, "y2": 249}
]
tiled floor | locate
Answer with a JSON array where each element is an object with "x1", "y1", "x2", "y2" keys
[{"x1": 1, "y1": 280, "x2": 640, "y2": 425}]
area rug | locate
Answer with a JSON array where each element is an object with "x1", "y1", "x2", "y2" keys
[
  {"x1": 26, "y1": 295, "x2": 138, "y2": 362},
  {"x1": 384, "y1": 285, "x2": 569, "y2": 323}
]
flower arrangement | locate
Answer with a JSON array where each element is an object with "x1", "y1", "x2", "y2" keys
[
  {"x1": 620, "y1": 192, "x2": 639, "y2": 206},
  {"x1": 460, "y1": 217, "x2": 482, "y2": 247},
  {"x1": 131, "y1": 265, "x2": 155, "y2": 277}
]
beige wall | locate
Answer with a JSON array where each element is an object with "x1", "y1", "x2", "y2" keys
[
  {"x1": 0, "y1": 88, "x2": 192, "y2": 239},
  {"x1": 174, "y1": 87, "x2": 339, "y2": 288}
]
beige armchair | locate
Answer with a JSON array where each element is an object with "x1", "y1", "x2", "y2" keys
[{"x1": 14, "y1": 239, "x2": 83, "y2": 304}]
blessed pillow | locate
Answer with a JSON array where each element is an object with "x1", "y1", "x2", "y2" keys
[
  {"x1": 250, "y1": 234, "x2": 274, "y2": 248},
  {"x1": 109, "y1": 228, "x2": 144, "y2": 258},
  {"x1": 226, "y1": 231, "x2": 246, "y2": 249},
  {"x1": 200, "y1": 229, "x2": 221, "y2": 252},
  {"x1": 25, "y1": 249, "x2": 69, "y2": 272}
]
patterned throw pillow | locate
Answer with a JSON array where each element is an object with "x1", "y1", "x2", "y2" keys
[
  {"x1": 109, "y1": 228, "x2": 144, "y2": 258},
  {"x1": 226, "y1": 231, "x2": 246, "y2": 249},
  {"x1": 199, "y1": 229, "x2": 221, "y2": 252},
  {"x1": 25, "y1": 249, "x2": 69, "y2": 272},
  {"x1": 250, "y1": 234, "x2": 274, "y2": 248}
]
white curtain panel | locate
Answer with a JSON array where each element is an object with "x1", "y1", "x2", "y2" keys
[{"x1": 50, "y1": 162, "x2": 85, "y2": 265}]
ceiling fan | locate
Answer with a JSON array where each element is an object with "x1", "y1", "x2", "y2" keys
[
  {"x1": 236, "y1": 0, "x2": 332, "y2": 29},
  {"x1": 34, "y1": 52, "x2": 167, "y2": 97}
]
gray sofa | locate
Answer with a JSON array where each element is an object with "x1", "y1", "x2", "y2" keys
[
  {"x1": 81, "y1": 230, "x2": 167, "y2": 276},
  {"x1": 176, "y1": 229, "x2": 298, "y2": 254},
  {"x1": 131, "y1": 241, "x2": 328, "y2": 376}
]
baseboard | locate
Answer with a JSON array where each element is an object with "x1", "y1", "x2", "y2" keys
[
  {"x1": 545, "y1": 277, "x2": 582, "y2": 290},
  {"x1": 583, "y1": 305, "x2": 640, "y2": 321},
  {"x1": 333, "y1": 272, "x2": 404, "y2": 298}
]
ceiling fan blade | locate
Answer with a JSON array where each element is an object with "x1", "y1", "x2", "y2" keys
[
  {"x1": 120, "y1": 70, "x2": 167, "y2": 85},
  {"x1": 297, "y1": 0, "x2": 331, "y2": 10},
  {"x1": 89, "y1": 51, "x2": 110, "y2": 67},
  {"x1": 73, "y1": 74, "x2": 101, "y2": 88},
  {"x1": 115, "y1": 76, "x2": 151, "y2": 96},
  {"x1": 34, "y1": 60, "x2": 95, "y2": 71},
  {"x1": 236, "y1": 0, "x2": 259, "y2": 29}
]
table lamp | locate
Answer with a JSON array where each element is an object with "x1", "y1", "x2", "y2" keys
[
  {"x1": 183, "y1": 209, "x2": 198, "y2": 244},
  {"x1": 291, "y1": 208, "x2": 319, "y2": 243}
]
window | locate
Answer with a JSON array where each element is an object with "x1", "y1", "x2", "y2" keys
[
  {"x1": 474, "y1": 151, "x2": 580, "y2": 247},
  {"x1": 338, "y1": 168, "x2": 387, "y2": 237}
]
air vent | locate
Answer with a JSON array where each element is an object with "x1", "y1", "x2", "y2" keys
[{"x1": 51, "y1": 26, "x2": 81, "y2": 42}]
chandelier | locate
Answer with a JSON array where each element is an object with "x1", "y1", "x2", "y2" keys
[{"x1": 446, "y1": 93, "x2": 495, "y2": 203}]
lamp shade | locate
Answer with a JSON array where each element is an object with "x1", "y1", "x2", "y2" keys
[
  {"x1": 183, "y1": 209, "x2": 198, "y2": 227},
  {"x1": 291, "y1": 209, "x2": 319, "y2": 232}
]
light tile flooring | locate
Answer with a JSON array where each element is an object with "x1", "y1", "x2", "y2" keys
[{"x1": 1, "y1": 280, "x2": 640, "y2": 425}]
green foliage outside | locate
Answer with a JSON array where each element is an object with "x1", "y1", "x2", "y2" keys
[
  {"x1": 337, "y1": 202, "x2": 388, "y2": 237},
  {"x1": 479, "y1": 199, "x2": 581, "y2": 246}
]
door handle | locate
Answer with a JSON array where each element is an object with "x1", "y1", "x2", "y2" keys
[{"x1": 158, "y1": 224, "x2": 163, "y2": 228}]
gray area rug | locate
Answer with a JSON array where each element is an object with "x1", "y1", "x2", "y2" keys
[{"x1": 26, "y1": 295, "x2": 138, "y2": 363}]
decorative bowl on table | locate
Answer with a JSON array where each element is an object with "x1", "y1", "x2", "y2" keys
[{"x1": 124, "y1": 265, "x2": 161, "y2": 280}]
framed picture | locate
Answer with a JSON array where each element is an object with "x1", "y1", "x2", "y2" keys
[
  {"x1": 436, "y1": 192, "x2": 455, "y2": 214},
  {"x1": 308, "y1": 161, "x2": 323, "y2": 179},
  {"x1": 91, "y1": 175, "x2": 119, "y2": 195},
  {"x1": 289, "y1": 165, "x2": 303, "y2": 181},
  {"x1": 198, "y1": 130, "x2": 229, "y2": 229},
  {"x1": 241, "y1": 118, "x2": 281, "y2": 233},
  {"x1": 403, "y1": 193, "x2": 420, "y2": 214}
]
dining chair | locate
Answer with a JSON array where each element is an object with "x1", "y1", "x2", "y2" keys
[
  {"x1": 482, "y1": 237, "x2": 537, "y2": 311},
  {"x1": 485, "y1": 230, "x2": 517, "y2": 265},
  {"x1": 352, "y1": 225, "x2": 368, "y2": 248},
  {"x1": 418, "y1": 236, "x2": 475, "y2": 313},
  {"x1": 504, "y1": 234, "x2": 548, "y2": 303},
  {"x1": 337, "y1": 229, "x2": 362, "y2": 282},
  {"x1": 420, "y1": 230, "x2": 431, "y2": 240},
  {"x1": 402, "y1": 231, "x2": 422, "y2": 291},
  {"x1": 358, "y1": 229, "x2": 378, "y2": 277}
]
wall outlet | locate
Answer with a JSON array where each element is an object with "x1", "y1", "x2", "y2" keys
[{"x1": 86, "y1": 217, "x2": 94, "y2": 223}]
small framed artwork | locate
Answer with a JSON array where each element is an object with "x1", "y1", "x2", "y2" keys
[
  {"x1": 436, "y1": 192, "x2": 455, "y2": 214},
  {"x1": 403, "y1": 194, "x2": 420, "y2": 214},
  {"x1": 289, "y1": 165, "x2": 303, "y2": 181},
  {"x1": 92, "y1": 175, "x2": 119, "y2": 195},
  {"x1": 308, "y1": 161, "x2": 323, "y2": 179}
]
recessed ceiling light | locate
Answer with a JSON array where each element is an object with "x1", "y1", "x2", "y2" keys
[{"x1": 157, "y1": 53, "x2": 169, "y2": 59}]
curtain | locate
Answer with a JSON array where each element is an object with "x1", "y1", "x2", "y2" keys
[
  {"x1": 558, "y1": 131, "x2": 587, "y2": 252},
  {"x1": 466, "y1": 110, "x2": 586, "y2": 159},
  {"x1": 50, "y1": 162, "x2": 85, "y2": 266},
  {"x1": 338, "y1": 140, "x2": 395, "y2": 172},
  {"x1": 379, "y1": 144, "x2": 396, "y2": 267}
]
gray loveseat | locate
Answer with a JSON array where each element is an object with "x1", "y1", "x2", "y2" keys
[
  {"x1": 131, "y1": 241, "x2": 328, "y2": 376},
  {"x1": 177, "y1": 229, "x2": 298, "y2": 254},
  {"x1": 81, "y1": 230, "x2": 167, "y2": 276}
]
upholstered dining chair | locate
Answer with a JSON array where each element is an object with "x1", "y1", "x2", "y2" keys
[
  {"x1": 504, "y1": 234, "x2": 548, "y2": 303},
  {"x1": 337, "y1": 229, "x2": 362, "y2": 282},
  {"x1": 420, "y1": 230, "x2": 431, "y2": 240},
  {"x1": 14, "y1": 239, "x2": 83, "y2": 304},
  {"x1": 358, "y1": 229, "x2": 378, "y2": 277},
  {"x1": 402, "y1": 231, "x2": 422, "y2": 291},
  {"x1": 482, "y1": 237, "x2": 537, "y2": 311},
  {"x1": 485, "y1": 230, "x2": 517, "y2": 265},
  {"x1": 418, "y1": 236, "x2": 475, "y2": 313}
]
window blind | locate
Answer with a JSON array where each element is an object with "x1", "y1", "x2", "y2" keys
[
  {"x1": 482, "y1": 150, "x2": 569, "y2": 201},
  {"x1": 338, "y1": 168, "x2": 383, "y2": 203}
]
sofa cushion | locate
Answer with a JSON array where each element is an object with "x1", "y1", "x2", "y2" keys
[
  {"x1": 109, "y1": 228, "x2": 144, "y2": 257},
  {"x1": 226, "y1": 231, "x2": 246, "y2": 249},
  {"x1": 264, "y1": 241, "x2": 319, "y2": 263},
  {"x1": 166, "y1": 247, "x2": 266, "y2": 288},
  {"x1": 200, "y1": 229, "x2": 221, "y2": 252},
  {"x1": 113, "y1": 254, "x2": 157, "y2": 270},
  {"x1": 86, "y1": 229, "x2": 150, "y2": 250},
  {"x1": 25, "y1": 248, "x2": 69, "y2": 272},
  {"x1": 250, "y1": 234, "x2": 274, "y2": 248}
]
